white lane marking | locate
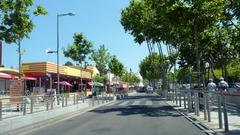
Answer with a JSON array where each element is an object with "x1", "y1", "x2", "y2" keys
[
  {"x1": 146, "y1": 101, "x2": 153, "y2": 106},
  {"x1": 131, "y1": 100, "x2": 141, "y2": 105},
  {"x1": 118, "y1": 101, "x2": 129, "y2": 106}
]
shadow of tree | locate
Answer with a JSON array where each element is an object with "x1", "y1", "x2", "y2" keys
[{"x1": 90, "y1": 105, "x2": 182, "y2": 118}]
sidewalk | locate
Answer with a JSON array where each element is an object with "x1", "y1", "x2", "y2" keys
[
  {"x1": 0, "y1": 96, "x2": 116, "y2": 135},
  {"x1": 167, "y1": 100, "x2": 240, "y2": 135}
]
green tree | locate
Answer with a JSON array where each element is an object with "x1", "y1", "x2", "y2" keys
[
  {"x1": 0, "y1": 0, "x2": 47, "y2": 43},
  {"x1": 91, "y1": 45, "x2": 112, "y2": 75},
  {"x1": 108, "y1": 56, "x2": 124, "y2": 77},
  {"x1": 93, "y1": 74, "x2": 108, "y2": 84},
  {"x1": 64, "y1": 61, "x2": 74, "y2": 66},
  {"x1": 63, "y1": 33, "x2": 93, "y2": 65},
  {"x1": 121, "y1": 70, "x2": 140, "y2": 86},
  {"x1": 139, "y1": 53, "x2": 169, "y2": 82}
]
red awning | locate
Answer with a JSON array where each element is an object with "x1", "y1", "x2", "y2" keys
[
  {"x1": 54, "y1": 81, "x2": 73, "y2": 87},
  {"x1": 23, "y1": 77, "x2": 37, "y2": 81},
  {"x1": 0, "y1": 73, "x2": 12, "y2": 79}
]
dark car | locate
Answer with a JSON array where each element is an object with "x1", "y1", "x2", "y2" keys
[
  {"x1": 228, "y1": 83, "x2": 240, "y2": 92},
  {"x1": 137, "y1": 86, "x2": 146, "y2": 93}
]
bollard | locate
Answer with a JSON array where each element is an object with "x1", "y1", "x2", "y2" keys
[
  {"x1": 203, "y1": 92, "x2": 207, "y2": 120},
  {"x1": 179, "y1": 92, "x2": 182, "y2": 107},
  {"x1": 65, "y1": 96, "x2": 68, "y2": 107},
  {"x1": 62, "y1": 96, "x2": 64, "y2": 107},
  {"x1": 188, "y1": 91, "x2": 191, "y2": 112},
  {"x1": 196, "y1": 92, "x2": 199, "y2": 116},
  {"x1": 0, "y1": 100, "x2": 2, "y2": 120},
  {"x1": 51, "y1": 98, "x2": 54, "y2": 110},
  {"x1": 23, "y1": 97, "x2": 26, "y2": 115},
  {"x1": 92, "y1": 96, "x2": 95, "y2": 106},
  {"x1": 82, "y1": 94, "x2": 85, "y2": 103},
  {"x1": 223, "y1": 95, "x2": 229, "y2": 131},
  {"x1": 46, "y1": 99, "x2": 49, "y2": 111},
  {"x1": 184, "y1": 92, "x2": 186, "y2": 109},
  {"x1": 175, "y1": 91, "x2": 178, "y2": 105},
  {"x1": 206, "y1": 94, "x2": 211, "y2": 122},
  {"x1": 102, "y1": 95, "x2": 104, "y2": 104},
  {"x1": 194, "y1": 93, "x2": 197, "y2": 115},
  {"x1": 97, "y1": 96, "x2": 100, "y2": 105},
  {"x1": 30, "y1": 97, "x2": 34, "y2": 114},
  {"x1": 172, "y1": 91, "x2": 175, "y2": 102},
  {"x1": 217, "y1": 93, "x2": 223, "y2": 129},
  {"x1": 76, "y1": 94, "x2": 79, "y2": 104},
  {"x1": 74, "y1": 94, "x2": 76, "y2": 105}
]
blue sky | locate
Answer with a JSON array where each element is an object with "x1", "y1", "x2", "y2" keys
[{"x1": 3, "y1": 0, "x2": 160, "y2": 72}]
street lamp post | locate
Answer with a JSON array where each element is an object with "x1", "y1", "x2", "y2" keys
[
  {"x1": 57, "y1": 13, "x2": 75, "y2": 101},
  {"x1": 46, "y1": 13, "x2": 75, "y2": 104}
]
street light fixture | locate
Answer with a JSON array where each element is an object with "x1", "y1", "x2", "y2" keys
[{"x1": 56, "y1": 12, "x2": 75, "y2": 104}]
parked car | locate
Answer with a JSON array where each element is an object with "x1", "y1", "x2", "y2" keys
[
  {"x1": 228, "y1": 83, "x2": 240, "y2": 93},
  {"x1": 146, "y1": 86, "x2": 153, "y2": 93},
  {"x1": 137, "y1": 86, "x2": 146, "y2": 93}
]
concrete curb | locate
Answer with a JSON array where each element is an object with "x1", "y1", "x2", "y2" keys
[
  {"x1": 1, "y1": 99, "x2": 116, "y2": 135},
  {"x1": 166, "y1": 101, "x2": 219, "y2": 135}
]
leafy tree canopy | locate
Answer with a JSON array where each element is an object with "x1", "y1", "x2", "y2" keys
[
  {"x1": 108, "y1": 55, "x2": 124, "y2": 77},
  {"x1": 0, "y1": 0, "x2": 47, "y2": 43},
  {"x1": 91, "y1": 44, "x2": 112, "y2": 75},
  {"x1": 63, "y1": 33, "x2": 93, "y2": 64}
]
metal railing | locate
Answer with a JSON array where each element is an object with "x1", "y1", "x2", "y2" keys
[
  {"x1": 167, "y1": 88, "x2": 240, "y2": 132},
  {"x1": 0, "y1": 93, "x2": 114, "y2": 121}
]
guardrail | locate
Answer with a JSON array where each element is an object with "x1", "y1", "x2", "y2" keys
[
  {"x1": 0, "y1": 93, "x2": 114, "y2": 121},
  {"x1": 167, "y1": 89, "x2": 240, "y2": 132}
]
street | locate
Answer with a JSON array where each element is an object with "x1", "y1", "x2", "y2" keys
[{"x1": 26, "y1": 92, "x2": 206, "y2": 135}]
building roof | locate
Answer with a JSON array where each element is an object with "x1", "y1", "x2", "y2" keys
[{"x1": 22, "y1": 61, "x2": 92, "y2": 79}]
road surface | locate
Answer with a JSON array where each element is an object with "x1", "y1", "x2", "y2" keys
[{"x1": 26, "y1": 92, "x2": 206, "y2": 135}]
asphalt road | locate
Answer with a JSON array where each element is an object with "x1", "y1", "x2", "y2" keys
[{"x1": 26, "y1": 92, "x2": 206, "y2": 135}]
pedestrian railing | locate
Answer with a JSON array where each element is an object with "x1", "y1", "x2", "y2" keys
[
  {"x1": 0, "y1": 92, "x2": 114, "y2": 121},
  {"x1": 167, "y1": 89, "x2": 240, "y2": 132}
]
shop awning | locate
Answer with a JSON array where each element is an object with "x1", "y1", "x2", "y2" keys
[
  {"x1": 0, "y1": 72, "x2": 37, "y2": 80},
  {"x1": 54, "y1": 81, "x2": 73, "y2": 87},
  {"x1": 0, "y1": 73, "x2": 18, "y2": 79},
  {"x1": 0, "y1": 73, "x2": 12, "y2": 79},
  {"x1": 23, "y1": 76, "x2": 37, "y2": 81},
  {"x1": 88, "y1": 82, "x2": 104, "y2": 87}
]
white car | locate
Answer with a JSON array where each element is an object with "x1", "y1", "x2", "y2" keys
[{"x1": 146, "y1": 86, "x2": 153, "y2": 93}]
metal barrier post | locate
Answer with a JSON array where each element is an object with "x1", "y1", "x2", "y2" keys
[
  {"x1": 179, "y1": 91, "x2": 182, "y2": 107},
  {"x1": 194, "y1": 93, "x2": 197, "y2": 115},
  {"x1": 62, "y1": 96, "x2": 64, "y2": 107},
  {"x1": 65, "y1": 96, "x2": 68, "y2": 107},
  {"x1": 206, "y1": 94, "x2": 211, "y2": 122},
  {"x1": 82, "y1": 94, "x2": 85, "y2": 103},
  {"x1": 92, "y1": 96, "x2": 95, "y2": 106},
  {"x1": 223, "y1": 95, "x2": 229, "y2": 131},
  {"x1": 30, "y1": 97, "x2": 33, "y2": 114},
  {"x1": 102, "y1": 95, "x2": 104, "y2": 104},
  {"x1": 51, "y1": 97, "x2": 54, "y2": 110},
  {"x1": 46, "y1": 99, "x2": 49, "y2": 111},
  {"x1": 173, "y1": 90, "x2": 175, "y2": 103},
  {"x1": 188, "y1": 91, "x2": 191, "y2": 111},
  {"x1": 23, "y1": 97, "x2": 26, "y2": 115},
  {"x1": 203, "y1": 92, "x2": 207, "y2": 120},
  {"x1": 218, "y1": 93, "x2": 223, "y2": 129},
  {"x1": 176, "y1": 91, "x2": 178, "y2": 105},
  {"x1": 97, "y1": 96, "x2": 100, "y2": 105},
  {"x1": 74, "y1": 94, "x2": 76, "y2": 105},
  {"x1": 0, "y1": 100, "x2": 2, "y2": 120},
  {"x1": 184, "y1": 91, "x2": 186, "y2": 109},
  {"x1": 76, "y1": 94, "x2": 79, "y2": 104},
  {"x1": 196, "y1": 92, "x2": 199, "y2": 116}
]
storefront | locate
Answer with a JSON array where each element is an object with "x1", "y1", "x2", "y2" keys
[
  {"x1": 22, "y1": 62, "x2": 93, "y2": 96},
  {"x1": 0, "y1": 67, "x2": 37, "y2": 97}
]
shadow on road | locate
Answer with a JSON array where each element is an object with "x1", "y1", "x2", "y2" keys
[{"x1": 90, "y1": 105, "x2": 181, "y2": 118}]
